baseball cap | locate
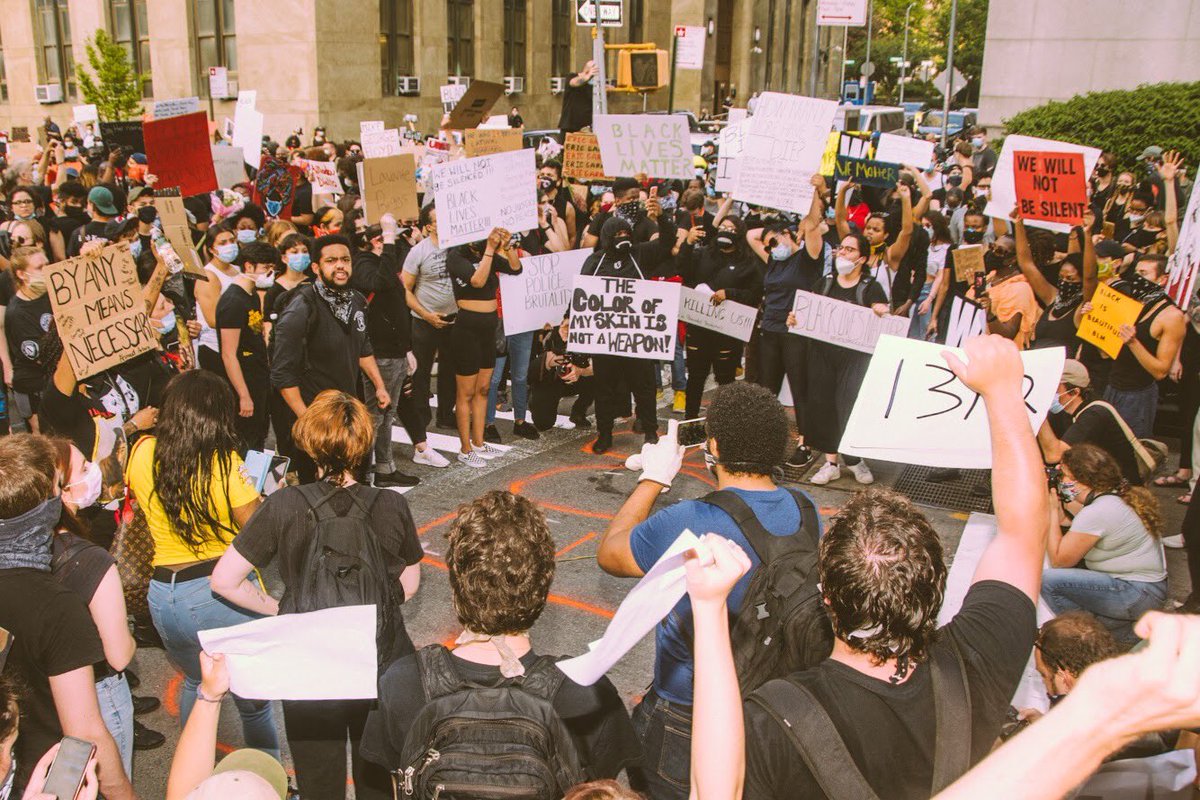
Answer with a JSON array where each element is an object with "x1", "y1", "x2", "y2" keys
[
  {"x1": 185, "y1": 749, "x2": 287, "y2": 800},
  {"x1": 88, "y1": 186, "x2": 119, "y2": 216},
  {"x1": 1138, "y1": 146, "x2": 1164, "y2": 161},
  {"x1": 1060, "y1": 359, "x2": 1090, "y2": 389},
  {"x1": 128, "y1": 185, "x2": 153, "y2": 204}
]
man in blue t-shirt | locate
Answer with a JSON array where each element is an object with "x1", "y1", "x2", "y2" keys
[{"x1": 597, "y1": 381, "x2": 816, "y2": 800}]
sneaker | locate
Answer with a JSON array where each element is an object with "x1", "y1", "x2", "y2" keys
[
  {"x1": 569, "y1": 414, "x2": 593, "y2": 429},
  {"x1": 554, "y1": 418, "x2": 577, "y2": 430},
  {"x1": 786, "y1": 445, "x2": 816, "y2": 470},
  {"x1": 673, "y1": 391, "x2": 686, "y2": 414},
  {"x1": 810, "y1": 461, "x2": 841, "y2": 485},
  {"x1": 513, "y1": 420, "x2": 540, "y2": 440},
  {"x1": 1163, "y1": 534, "x2": 1186, "y2": 549},
  {"x1": 413, "y1": 447, "x2": 451, "y2": 468},
  {"x1": 473, "y1": 443, "x2": 502, "y2": 460},
  {"x1": 457, "y1": 450, "x2": 487, "y2": 468},
  {"x1": 132, "y1": 695, "x2": 160, "y2": 716},
  {"x1": 133, "y1": 720, "x2": 165, "y2": 751},
  {"x1": 375, "y1": 471, "x2": 420, "y2": 488},
  {"x1": 849, "y1": 461, "x2": 874, "y2": 485},
  {"x1": 484, "y1": 424, "x2": 502, "y2": 444},
  {"x1": 593, "y1": 434, "x2": 613, "y2": 455}
]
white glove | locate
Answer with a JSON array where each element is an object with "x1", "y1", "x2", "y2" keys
[
  {"x1": 406, "y1": 351, "x2": 417, "y2": 375},
  {"x1": 638, "y1": 436, "x2": 685, "y2": 488}
]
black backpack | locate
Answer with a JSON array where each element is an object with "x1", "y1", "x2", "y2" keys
[
  {"x1": 395, "y1": 645, "x2": 587, "y2": 800},
  {"x1": 700, "y1": 488, "x2": 833, "y2": 695}
]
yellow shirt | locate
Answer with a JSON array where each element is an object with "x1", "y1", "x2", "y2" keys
[{"x1": 126, "y1": 437, "x2": 260, "y2": 566}]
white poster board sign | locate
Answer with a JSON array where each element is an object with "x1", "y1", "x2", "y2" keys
[
  {"x1": 728, "y1": 108, "x2": 748, "y2": 125},
  {"x1": 985, "y1": 134, "x2": 1102, "y2": 233},
  {"x1": 153, "y1": 97, "x2": 201, "y2": 120},
  {"x1": 211, "y1": 145, "x2": 248, "y2": 188},
  {"x1": 715, "y1": 121, "x2": 746, "y2": 193},
  {"x1": 817, "y1": 0, "x2": 869, "y2": 25},
  {"x1": 788, "y1": 290, "x2": 908, "y2": 353},
  {"x1": 674, "y1": 26, "x2": 706, "y2": 70},
  {"x1": 733, "y1": 92, "x2": 838, "y2": 214},
  {"x1": 593, "y1": 114, "x2": 694, "y2": 180},
  {"x1": 874, "y1": 133, "x2": 936, "y2": 171},
  {"x1": 567, "y1": 274, "x2": 681, "y2": 361},
  {"x1": 440, "y1": 83, "x2": 468, "y2": 112},
  {"x1": 499, "y1": 249, "x2": 592, "y2": 336},
  {"x1": 300, "y1": 159, "x2": 344, "y2": 194},
  {"x1": 431, "y1": 148, "x2": 539, "y2": 248},
  {"x1": 945, "y1": 295, "x2": 987, "y2": 348},
  {"x1": 232, "y1": 103, "x2": 264, "y2": 168},
  {"x1": 362, "y1": 129, "x2": 403, "y2": 159},
  {"x1": 678, "y1": 286, "x2": 758, "y2": 342},
  {"x1": 72, "y1": 104, "x2": 99, "y2": 124},
  {"x1": 1166, "y1": 176, "x2": 1200, "y2": 311},
  {"x1": 359, "y1": 120, "x2": 385, "y2": 137},
  {"x1": 840, "y1": 335, "x2": 1065, "y2": 468}
]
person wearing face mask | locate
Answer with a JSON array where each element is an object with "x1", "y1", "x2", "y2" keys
[
  {"x1": 1012, "y1": 213, "x2": 1097, "y2": 351},
  {"x1": 231, "y1": 204, "x2": 266, "y2": 246},
  {"x1": 194, "y1": 222, "x2": 243, "y2": 378},
  {"x1": 217, "y1": 240, "x2": 279, "y2": 452},
  {"x1": 1103, "y1": 171, "x2": 1137, "y2": 239},
  {"x1": 263, "y1": 232, "x2": 312, "y2": 344},
  {"x1": 969, "y1": 127, "x2": 997, "y2": 179},
  {"x1": 66, "y1": 185, "x2": 121, "y2": 259},
  {"x1": 538, "y1": 161, "x2": 580, "y2": 247},
  {"x1": 965, "y1": 234, "x2": 1042, "y2": 349},
  {"x1": 914, "y1": 211, "x2": 953, "y2": 340},
  {"x1": 835, "y1": 180, "x2": 915, "y2": 308},
  {"x1": 1089, "y1": 152, "x2": 1118, "y2": 219},
  {"x1": 1119, "y1": 194, "x2": 1159, "y2": 253},
  {"x1": 45, "y1": 181, "x2": 90, "y2": 263},
  {"x1": 582, "y1": 178, "x2": 663, "y2": 249},
  {"x1": 5, "y1": 248, "x2": 52, "y2": 433}
]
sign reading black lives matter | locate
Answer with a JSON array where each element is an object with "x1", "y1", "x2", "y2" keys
[
  {"x1": 568, "y1": 275, "x2": 681, "y2": 360},
  {"x1": 47, "y1": 244, "x2": 157, "y2": 380}
]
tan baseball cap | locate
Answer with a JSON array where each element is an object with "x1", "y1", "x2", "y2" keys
[
  {"x1": 1061, "y1": 359, "x2": 1091, "y2": 389},
  {"x1": 185, "y1": 749, "x2": 288, "y2": 800}
]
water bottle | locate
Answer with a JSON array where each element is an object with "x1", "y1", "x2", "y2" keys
[{"x1": 152, "y1": 224, "x2": 187, "y2": 275}]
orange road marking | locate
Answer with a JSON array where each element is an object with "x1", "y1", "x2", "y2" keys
[{"x1": 556, "y1": 532, "x2": 597, "y2": 557}]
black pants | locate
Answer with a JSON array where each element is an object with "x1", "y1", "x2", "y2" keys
[
  {"x1": 235, "y1": 375, "x2": 271, "y2": 453},
  {"x1": 592, "y1": 355, "x2": 657, "y2": 440},
  {"x1": 758, "y1": 329, "x2": 807, "y2": 435},
  {"x1": 411, "y1": 316, "x2": 457, "y2": 425},
  {"x1": 806, "y1": 342, "x2": 869, "y2": 464},
  {"x1": 530, "y1": 376, "x2": 595, "y2": 430},
  {"x1": 684, "y1": 336, "x2": 741, "y2": 420},
  {"x1": 282, "y1": 699, "x2": 390, "y2": 800}
]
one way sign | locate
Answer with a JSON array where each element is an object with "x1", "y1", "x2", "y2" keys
[{"x1": 576, "y1": 0, "x2": 623, "y2": 27}]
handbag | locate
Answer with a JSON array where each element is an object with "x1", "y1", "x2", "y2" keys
[{"x1": 112, "y1": 438, "x2": 155, "y2": 616}]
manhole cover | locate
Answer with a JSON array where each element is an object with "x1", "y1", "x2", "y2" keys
[{"x1": 891, "y1": 465, "x2": 994, "y2": 514}]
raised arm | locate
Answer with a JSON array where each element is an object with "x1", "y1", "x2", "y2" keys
[
  {"x1": 1011, "y1": 213, "x2": 1057, "y2": 306},
  {"x1": 711, "y1": 195, "x2": 735, "y2": 230},
  {"x1": 835, "y1": 181, "x2": 854, "y2": 240},
  {"x1": 1160, "y1": 150, "x2": 1183, "y2": 255},
  {"x1": 885, "y1": 184, "x2": 914, "y2": 268},
  {"x1": 909, "y1": 167, "x2": 933, "y2": 220}
]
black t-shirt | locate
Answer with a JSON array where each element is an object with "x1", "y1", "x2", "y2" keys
[
  {"x1": 824, "y1": 275, "x2": 888, "y2": 308},
  {"x1": 49, "y1": 210, "x2": 88, "y2": 242},
  {"x1": 5, "y1": 292, "x2": 52, "y2": 394},
  {"x1": 0, "y1": 269, "x2": 14, "y2": 306},
  {"x1": 447, "y1": 250, "x2": 518, "y2": 302},
  {"x1": 269, "y1": 285, "x2": 373, "y2": 402},
  {"x1": 674, "y1": 208, "x2": 716, "y2": 242},
  {"x1": 557, "y1": 73, "x2": 594, "y2": 133},
  {"x1": 67, "y1": 220, "x2": 111, "y2": 258},
  {"x1": 51, "y1": 533, "x2": 115, "y2": 603},
  {"x1": 1062, "y1": 403, "x2": 1142, "y2": 485},
  {"x1": 359, "y1": 648, "x2": 641, "y2": 780},
  {"x1": 744, "y1": 581, "x2": 1036, "y2": 800},
  {"x1": 1122, "y1": 226, "x2": 1162, "y2": 252},
  {"x1": 0, "y1": 568, "x2": 105, "y2": 793},
  {"x1": 215, "y1": 283, "x2": 268, "y2": 387}
]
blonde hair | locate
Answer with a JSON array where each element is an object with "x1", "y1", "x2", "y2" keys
[{"x1": 264, "y1": 219, "x2": 298, "y2": 248}]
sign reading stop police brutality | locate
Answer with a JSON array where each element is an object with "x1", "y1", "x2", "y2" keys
[
  {"x1": 734, "y1": 92, "x2": 839, "y2": 214},
  {"x1": 593, "y1": 115, "x2": 694, "y2": 180},
  {"x1": 568, "y1": 275, "x2": 681, "y2": 360},
  {"x1": 1012, "y1": 151, "x2": 1088, "y2": 227},
  {"x1": 499, "y1": 249, "x2": 592, "y2": 336}
]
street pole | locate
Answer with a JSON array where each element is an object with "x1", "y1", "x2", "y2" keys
[
  {"x1": 592, "y1": 20, "x2": 608, "y2": 118},
  {"x1": 940, "y1": 0, "x2": 958, "y2": 148},
  {"x1": 899, "y1": 3, "x2": 914, "y2": 105},
  {"x1": 863, "y1": 0, "x2": 873, "y2": 102},
  {"x1": 668, "y1": 32, "x2": 678, "y2": 112},
  {"x1": 838, "y1": 26, "x2": 848, "y2": 101}
]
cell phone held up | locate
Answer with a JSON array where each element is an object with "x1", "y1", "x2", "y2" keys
[
  {"x1": 973, "y1": 271, "x2": 988, "y2": 298},
  {"x1": 42, "y1": 736, "x2": 96, "y2": 800}
]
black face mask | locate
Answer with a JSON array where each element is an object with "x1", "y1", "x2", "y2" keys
[
  {"x1": 1113, "y1": 269, "x2": 1169, "y2": 306},
  {"x1": 615, "y1": 201, "x2": 646, "y2": 226},
  {"x1": 984, "y1": 251, "x2": 1013, "y2": 273},
  {"x1": 538, "y1": 177, "x2": 555, "y2": 192},
  {"x1": 962, "y1": 228, "x2": 984, "y2": 245},
  {"x1": 610, "y1": 237, "x2": 632, "y2": 254},
  {"x1": 715, "y1": 233, "x2": 735, "y2": 249},
  {"x1": 1095, "y1": 166, "x2": 1110, "y2": 177},
  {"x1": 947, "y1": 175, "x2": 963, "y2": 187}
]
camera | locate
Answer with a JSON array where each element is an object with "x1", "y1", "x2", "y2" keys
[{"x1": 555, "y1": 353, "x2": 588, "y2": 376}]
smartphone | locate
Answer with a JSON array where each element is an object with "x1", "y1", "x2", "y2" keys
[
  {"x1": 244, "y1": 450, "x2": 291, "y2": 496},
  {"x1": 42, "y1": 736, "x2": 96, "y2": 800},
  {"x1": 973, "y1": 271, "x2": 987, "y2": 297},
  {"x1": 671, "y1": 417, "x2": 708, "y2": 449}
]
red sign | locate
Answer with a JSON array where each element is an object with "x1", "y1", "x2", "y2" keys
[
  {"x1": 252, "y1": 155, "x2": 301, "y2": 220},
  {"x1": 1012, "y1": 150, "x2": 1087, "y2": 227},
  {"x1": 143, "y1": 111, "x2": 217, "y2": 197}
]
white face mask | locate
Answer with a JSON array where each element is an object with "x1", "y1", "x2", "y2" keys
[
  {"x1": 64, "y1": 460, "x2": 103, "y2": 509},
  {"x1": 835, "y1": 256, "x2": 859, "y2": 275},
  {"x1": 154, "y1": 309, "x2": 177, "y2": 335},
  {"x1": 254, "y1": 272, "x2": 276, "y2": 290}
]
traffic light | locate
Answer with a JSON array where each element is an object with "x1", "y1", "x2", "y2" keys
[{"x1": 616, "y1": 49, "x2": 669, "y2": 90}]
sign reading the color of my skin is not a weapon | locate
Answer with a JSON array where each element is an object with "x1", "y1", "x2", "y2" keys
[
  {"x1": 1012, "y1": 150, "x2": 1088, "y2": 227},
  {"x1": 568, "y1": 275, "x2": 681, "y2": 361},
  {"x1": 1077, "y1": 282, "x2": 1144, "y2": 359}
]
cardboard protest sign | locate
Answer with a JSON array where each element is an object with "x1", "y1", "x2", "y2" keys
[
  {"x1": 143, "y1": 112, "x2": 218, "y2": 197},
  {"x1": 945, "y1": 295, "x2": 987, "y2": 348},
  {"x1": 1166, "y1": 176, "x2": 1200, "y2": 310},
  {"x1": 1012, "y1": 151, "x2": 1087, "y2": 227},
  {"x1": 788, "y1": 290, "x2": 908, "y2": 353},
  {"x1": 99, "y1": 121, "x2": 145, "y2": 154},
  {"x1": 252, "y1": 156, "x2": 302, "y2": 220},
  {"x1": 299, "y1": 159, "x2": 344, "y2": 194},
  {"x1": 152, "y1": 97, "x2": 201, "y2": 120},
  {"x1": 362, "y1": 129, "x2": 403, "y2": 159},
  {"x1": 211, "y1": 145, "x2": 248, "y2": 189},
  {"x1": 840, "y1": 334, "x2": 1065, "y2": 468},
  {"x1": 445, "y1": 80, "x2": 505, "y2": 130},
  {"x1": 568, "y1": 275, "x2": 681, "y2": 361},
  {"x1": 986, "y1": 135, "x2": 1101, "y2": 233},
  {"x1": 151, "y1": 190, "x2": 206, "y2": 277},
  {"x1": 358, "y1": 153, "x2": 420, "y2": 224},
  {"x1": 679, "y1": 287, "x2": 758, "y2": 342},
  {"x1": 952, "y1": 244, "x2": 985, "y2": 284},
  {"x1": 464, "y1": 128, "x2": 523, "y2": 158},
  {"x1": 232, "y1": 103, "x2": 264, "y2": 168},
  {"x1": 431, "y1": 149, "x2": 539, "y2": 248},
  {"x1": 1077, "y1": 283, "x2": 1144, "y2": 358},
  {"x1": 151, "y1": 191, "x2": 188, "y2": 228},
  {"x1": 592, "y1": 114, "x2": 693, "y2": 180},
  {"x1": 874, "y1": 133, "x2": 935, "y2": 171},
  {"x1": 562, "y1": 133, "x2": 610, "y2": 182},
  {"x1": 46, "y1": 245, "x2": 158, "y2": 380},
  {"x1": 734, "y1": 92, "x2": 839, "y2": 214},
  {"x1": 10, "y1": 126, "x2": 30, "y2": 142},
  {"x1": 833, "y1": 155, "x2": 901, "y2": 188},
  {"x1": 715, "y1": 122, "x2": 745, "y2": 193},
  {"x1": 498, "y1": 249, "x2": 592, "y2": 335}
]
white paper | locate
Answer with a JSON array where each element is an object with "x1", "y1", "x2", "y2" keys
[
  {"x1": 236, "y1": 90, "x2": 257, "y2": 108},
  {"x1": 362, "y1": 129, "x2": 403, "y2": 159},
  {"x1": 568, "y1": 274, "x2": 681, "y2": 361},
  {"x1": 593, "y1": 114, "x2": 694, "y2": 180},
  {"x1": 360, "y1": 120, "x2": 385, "y2": 137},
  {"x1": 479, "y1": 115, "x2": 511, "y2": 130},
  {"x1": 1069, "y1": 750, "x2": 1197, "y2": 800},
  {"x1": 734, "y1": 92, "x2": 839, "y2": 214},
  {"x1": 674, "y1": 26, "x2": 706, "y2": 70},
  {"x1": 232, "y1": 104, "x2": 264, "y2": 168},
  {"x1": 153, "y1": 97, "x2": 201, "y2": 120},
  {"x1": 840, "y1": 335, "x2": 1065, "y2": 468},
  {"x1": 945, "y1": 295, "x2": 987, "y2": 348},
  {"x1": 985, "y1": 135, "x2": 1101, "y2": 233},
  {"x1": 207, "y1": 66, "x2": 228, "y2": 99},
  {"x1": 211, "y1": 145, "x2": 247, "y2": 189},
  {"x1": 1166, "y1": 176, "x2": 1200, "y2": 310},
  {"x1": 558, "y1": 530, "x2": 701, "y2": 685},
  {"x1": 198, "y1": 605, "x2": 378, "y2": 700},
  {"x1": 715, "y1": 122, "x2": 745, "y2": 193},
  {"x1": 440, "y1": 84, "x2": 467, "y2": 106},
  {"x1": 788, "y1": 290, "x2": 909, "y2": 353},
  {"x1": 678, "y1": 286, "x2": 758, "y2": 342},
  {"x1": 299, "y1": 159, "x2": 344, "y2": 194},
  {"x1": 431, "y1": 148, "x2": 539, "y2": 248},
  {"x1": 499, "y1": 249, "x2": 591, "y2": 336},
  {"x1": 874, "y1": 133, "x2": 936, "y2": 171},
  {"x1": 728, "y1": 108, "x2": 748, "y2": 125},
  {"x1": 73, "y1": 104, "x2": 98, "y2": 124}
]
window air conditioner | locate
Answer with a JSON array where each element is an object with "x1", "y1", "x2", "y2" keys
[
  {"x1": 396, "y1": 76, "x2": 421, "y2": 96},
  {"x1": 447, "y1": 76, "x2": 471, "y2": 87},
  {"x1": 504, "y1": 76, "x2": 524, "y2": 95},
  {"x1": 549, "y1": 77, "x2": 565, "y2": 95},
  {"x1": 35, "y1": 83, "x2": 63, "y2": 104}
]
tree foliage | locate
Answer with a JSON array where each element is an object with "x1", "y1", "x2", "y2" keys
[{"x1": 75, "y1": 30, "x2": 144, "y2": 121}]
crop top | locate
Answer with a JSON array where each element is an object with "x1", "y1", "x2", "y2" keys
[{"x1": 446, "y1": 249, "x2": 520, "y2": 302}]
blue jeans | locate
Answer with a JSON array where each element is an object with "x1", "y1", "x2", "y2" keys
[
  {"x1": 487, "y1": 330, "x2": 535, "y2": 424},
  {"x1": 148, "y1": 573, "x2": 281, "y2": 759},
  {"x1": 1041, "y1": 567, "x2": 1168, "y2": 645},
  {"x1": 908, "y1": 282, "x2": 933, "y2": 339},
  {"x1": 1103, "y1": 382, "x2": 1159, "y2": 439},
  {"x1": 95, "y1": 673, "x2": 134, "y2": 776},
  {"x1": 630, "y1": 690, "x2": 691, "y2": 800}
]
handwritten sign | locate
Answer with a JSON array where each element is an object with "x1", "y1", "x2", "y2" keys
[
  {"x1": 152, "y1": 190, "x2": 206, "y2": 277},
  {"x1": 986, "y1": 134, "x2": 1101, "y2": 233},
  {"x1": 499, "y1": 249, "x2": 592, "y2": 335},
  {"x1": 734, "y1": 92, "x2": 839, "y2": 214},
  {"x1": 953, "y1": 244, "x2": 985, "y2": 284},
  {"x1": 362, "y1": 128, "x2": 403, "y2": 159},
  {"x1": 840, "y1": 335, "x2": 1065, "y2": 468},
  {"x1": 874, "y1": 133, "x2": 935, "y2": 171},
  {"x1": 679, "y1": 287, "x2": 758, "y2": 342},
  {"x1": 211, "y1": 145, "x2": 248, "y2": 189},
  {"x1": 834, "y1": 155, "x2": 901, "y2": 188},
  {"x1": 143, "y1": 112, "x2": 217, "y2": 197},
  {"x1": 788, "y1": 290, "x2": 908, "y2": 353},
  {"x1": 152, "y1": 97, "x2": 201, "y2": 120},
  {"x1": 1077, "y1": 283, "x2": 1144, "y2": 358},
  {"x1": 359, "y1": 120, "x2": 385, "y2": 137},
  {"x1": 715, "y1": 122, "x2": 745, "y2": 192},
  {"x1": 1013, "y1": 150, "x2": 1087, "y2": 227},
  {"x1": 252, "y1": 157, "x2": 302, "y2": 220},
  {"x1": 73, "y1": 104, "x2": 98, "y2": 124},
  {"x1": 464, "y1": 127, "x2": 523, "y2": 158},
  {"x1": 562, "y1": 132, "x2": 610, "y2": 182},
  {"x1": 46, "y1": 245, "x2": 157, "y2": 380},
  {"x1": 357, "y1": 153, "x2": 419, "y2": 225},
  {"x1": 1166, "y1": 173, "x2": 1200, "y2": 310},
  {"x1": 945, "y1": 295, "x2": 987, "y2": 348},
  {"x1": 445, "y1": 80, "x2": 505, "y2": 130},
  {"x1": 299, "y1": 159, "x2": 344, "y2": 194},
  {"x1": 593, "y1": 114, "x2": 693, "y2": 180},
  {"x1": 10, "y1": 126, "x2": 30, "y2": 142},
  {"x1": 568, "y1": 275, "x2": 681, "y2": 360},
  {"x1": 431, "y1": 148, "x2": 538, "y2": 248},
  {"x1": 99, "y1": 121, "x2": 145, "y2": 154},
  {"x1": 439, "y1": 83, "x2": 468, "y2": 112}
]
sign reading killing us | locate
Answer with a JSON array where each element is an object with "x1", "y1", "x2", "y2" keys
[{"x1": 568, "y1": 275, "x2": 681, "y2": 361}]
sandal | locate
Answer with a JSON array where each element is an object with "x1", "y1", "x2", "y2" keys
[
  {"x1": 1155, "y1": 474, "x2": 1192, "y2": 488},
  {"x1": 1177, "y1": 493, "x2": 1192, "y2": 505}
]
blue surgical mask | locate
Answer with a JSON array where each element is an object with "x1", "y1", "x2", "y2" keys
[
  {"x1": 236, "y1": 228, "x2": 258, "y2": 244},
  {"x1": 1049, "y1": 396, "x2": 1064, "y2": 415},
  {"x1": 129, "y1": 238, "x2": 143, "y2": 260},
  {"x1": 216, "y1": 242, "x2": 239, "y2": 263},
  {"x1": 771, "y1": 243, "x2": 791, "y2": 261},
  {"x1": 971, "y1": 137, "x2": 985, "y2": 149},
  {"x1": 155, "y1": 309, "x2": 177, "y2": 335},
  {"x1": 287, "y1": 252, "x2": 310, "y2": 272}
]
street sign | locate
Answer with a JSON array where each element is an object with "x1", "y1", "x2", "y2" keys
[
  {"x1": 817, "y1": 0, "x2": 868, "y2": 26},
  {"x1": 576, "y1": 0, "x2": 622, "y2": 27},
  {"x1": 208, "y1": 66, "x2": 228, "y2": 99},
  {"x1": 860, "y1": 60, "x2": 875, "y2": 77},
  {"x1": 673, "y1": 26, "x2": 705, "y2": 70},
  {"x1": 931, "y1": 67, "x2": 967, "y2": 97}
]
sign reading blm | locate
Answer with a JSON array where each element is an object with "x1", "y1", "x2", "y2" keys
[
  {"x1": 47, "y1": 244, "x2": 157, "y2": 380},
  {"x1": 568, "y1": 275, "x2": 681, "y2": 360}
]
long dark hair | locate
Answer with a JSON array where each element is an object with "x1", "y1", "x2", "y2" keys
[
  {"x1": 1063, "y1": 443, "x2": 1161, "y2": 536},
  {"x1": 151, "y1": 371, "x2": 242, "y2": 552}
]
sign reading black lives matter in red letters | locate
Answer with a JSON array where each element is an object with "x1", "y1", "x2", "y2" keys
[{"x1": 568, "y1": 275, "x2": 681, "y2": 361}]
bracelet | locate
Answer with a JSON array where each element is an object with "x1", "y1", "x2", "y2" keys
[{"x1": 196, "y1": 687, "x2": 227, "y2": 703}]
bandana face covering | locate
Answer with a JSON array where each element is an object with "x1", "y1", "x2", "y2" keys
[
  {"x1": 1113, "y1": 270, "x2": 1169, "y2": 307},
  {"x1": 455, "y1": 629, "x2": 526, "y2": 678},
  {"x1": 0, "y1": 496, "x2": 62, "y2": 571},
  {"x1": 1051, "y1": 281, "x2": 1082, "y2": 316},
  {"x1": 314, "y1": 279, "x2": 354, "y2": 325}
]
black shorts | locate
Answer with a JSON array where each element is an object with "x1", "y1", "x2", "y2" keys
[{"x1": 451, "y1": 308, "x2": 499, "y2": 376}]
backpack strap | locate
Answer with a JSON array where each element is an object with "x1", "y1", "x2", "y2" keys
[
  {"x1": 929, "y1": 640, "x2": 972, "y2": 793},
  {"x1": 699, "y1": 488, "x2": 819, "y2": 564},
  {"x1": 514, "y1": 656, "x2": 569, "y2": 704},
  {"x1": 415, "y1": 644, "x2": 473, "y2": 703},
  {"x1": 1079, "y1": 400, "x2": 1157, "y2": 477},
  {"x1": 295, "y1": 481, "x2": 341, "y2": 522}
]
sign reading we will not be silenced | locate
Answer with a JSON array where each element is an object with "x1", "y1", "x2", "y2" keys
[
  {"x1": 568, "y1": 275, "x2": 681, "y2": 361},
  {"x1": 431, "y1": 148, "x2": 539, "y2": 248},
  {"x1": 1013, "y1": 151, "x2": 1088, "y2": 227},
  {"x1": 593, "y1": 114, "x2": 694, "y2": 180},
  {"x1": 499, "y1": 249, "x2": 592, "y2": 336},
  {"x1": 1077, "y1": 282, "x2": 1144, "y2": 358},
  {"x1": 47, "y1": 245, "x2": 157, "y2": 381}
]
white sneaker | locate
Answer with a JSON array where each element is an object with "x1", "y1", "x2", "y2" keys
[
  {"x1": 473, "y1": 443, "x2": 502, "y2": 460},
  {"x1": 457, "y1": 450, "x2": 487, "y2": 468},
  {"x1": 413, "y1": 447, "x2": 450, "y2": 468},
  {"x1": 1163, "y1": 534, "x2": 1186, "y2": 549},
  {"x1": 849, "y1": 461, "x2": 875, "y2": 485},
  {"x1": 810, "y1": 461, "x2": 841, "y2": 485},
  {"x1": 554, "y1": 418, "x2": 577, "y2": 430}
]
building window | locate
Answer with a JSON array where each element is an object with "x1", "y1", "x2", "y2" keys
[
  {"x1": 447, "y1": 0, "x2": 474, "y2": 77},
  {"x1": 194, "y1": 0, "x2": 237, "y2": 95},
  {"x1": 503, "y1": 0, "x2": 526, "y2": 79},
  {"x1": 36, "y1": 0, "x2": 74, "y2": 99},
  {"x1": 551, "y1": 0, "x2": 571, "y2": 77},
  {"x1": 381, "y1": 0, "x2": 415, "y2": 95},
  {"x1": 110, "y1": 0, "x2": 153, "y2": 98}
]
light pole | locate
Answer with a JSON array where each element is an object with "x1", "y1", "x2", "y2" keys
[
  {"x1": 899, "y1": 2, "x2": 915, "y2": 105},
  {"x1": 863, "y1": 0, "x2": 874, "y2": 102},
  {"x1": 940, "y1": 0, "x2": 958, "y2": 148},
  {"x1": 838, "y1": 26, "x2": 848, "y2": 101}
]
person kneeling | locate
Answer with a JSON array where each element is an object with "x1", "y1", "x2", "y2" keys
[{"x1": 530, "y1": 315, "x2": 595, "y2": 431}]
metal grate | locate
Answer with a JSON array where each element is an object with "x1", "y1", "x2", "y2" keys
[{"x1": 891, "y1": 465, "x2": 995, "y2": 514}]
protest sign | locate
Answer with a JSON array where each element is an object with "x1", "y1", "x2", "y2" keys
[
  {"x1": 46, "y1": 245, "x2": 157, "y2": 380},
  {"x1": 874, "y1": 133, "x2": 935, "y2": 171},
  {"x1": 464, "y1": 127, "x2": 523, "y2": 158},
  {"x1": 593, "y1": 114, "x2": 693, "y2": 180},
  {"x1": 945, "y1": 295, "x2": 987, "y2": 347},
  {"x1": 788, "y1": 290, "x2": 908, "y2": 353},
  {"x1": 728, "y1": 108, "x2": 748, "y2": 125},
  {"x1": 678, "y1": 286, "x2": 758, "y2": 342},
  {"x1": 952, "y1": 244, "x2": 984, "y2": 284},
  {"x1": 143, "y1": 112, "x2": 217, "y2": 197},
  {"x1": 986, "y1": 135, "x2": 1101, "y2": 233},
  {"x1": 252, "y1": 156, "x2": 302, "y2": 220},
  {"x1": 833, "y1": 155, "x2": 901, "y2": 188},
  {"x1": 431, "y1": 148, "x2": 539, "y2": 248},
  {"x1": 152, "y1": 97, "x2": 201, "y2": 120},
  {"x1": 232, "y1": 103, "x2": 264, "y2": 169},
  {"x1": 99, "y1": 120, "x2": 145, "y2": 155},
  {"x1": 440, "y1": 83, "x2": 468, "y2": 112},
  {"x1": 10, "y1": 126, "x2": 30, "y2": 142},
  {"x1": 151, "y1": 191, "x2": 188, "y2": 228},
  {"x1": 152, "y1": 190, "x2": 206, "y2": 277},
  {"x1": 1012, "y1": 150, "x2": 1087, "y2": 227},
  {"x1": 237, "y1": 90, "x2": 256, "y2": 108},
  {"x1": 358, "y1": 153, "x2": 420, "y2": 225},
  {"x1": 1077, "y1": 283, "x2": 1143, "y2": 358},
  {"x1": 211, "y1": 145, "x2": 248, "y2": 189},
  {"x1": 480, "y1": 115, "x2": 511, "y2": 130},
  {"x1": 73, "y1": 104, "x2": 98, "y2": 124},
  {"x1": 299, "y1": 159, "x2": 344, "y2": 194},
  {"x1": 715, "y1": 122, "x2": 745, "y2": 193},
  {"x1": 562, "y1": 132, "x2": 609, "y2": 182},
  {"x1": 445, "y1": 80, "x2": 505, "y2": 130},
  {"x1": 840, "y1": 335, "x2": 1065, "y2": 469},
  {"x1": 499, "y1": 248, "x2": 592, "y2": 336},
  {"x1": 734, "y1": 92, "x2": 839, "y2": 214},
  {"x1": 359, "y1": 120, "x2": 385, "y2": 137},
  {"x1": 1166, "y1": 175, "x2": 1200, "y2": 310},
  {"x1": 362, "y1": 128, "x2": 403, "y2": 159},
  {"x1": 568, "y1": 275, "x2": 681, "y2": 361}
]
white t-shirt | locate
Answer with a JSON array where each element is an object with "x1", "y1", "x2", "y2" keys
[{"x1": 1071, "y1": 494, "x2": 1167, "y2": 582}]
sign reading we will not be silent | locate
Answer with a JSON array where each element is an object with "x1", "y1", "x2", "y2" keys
[
  {"x1": 1013, "y1": 150, "x2": 1088, "y2": 227},
  {"x1": 568, "y1": 275, "x2": 681, "y2": 361}
]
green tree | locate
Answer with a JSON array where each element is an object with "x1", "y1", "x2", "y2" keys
[{"x1": 75, "y1": 30, "x2": 144, "y2": 121}]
